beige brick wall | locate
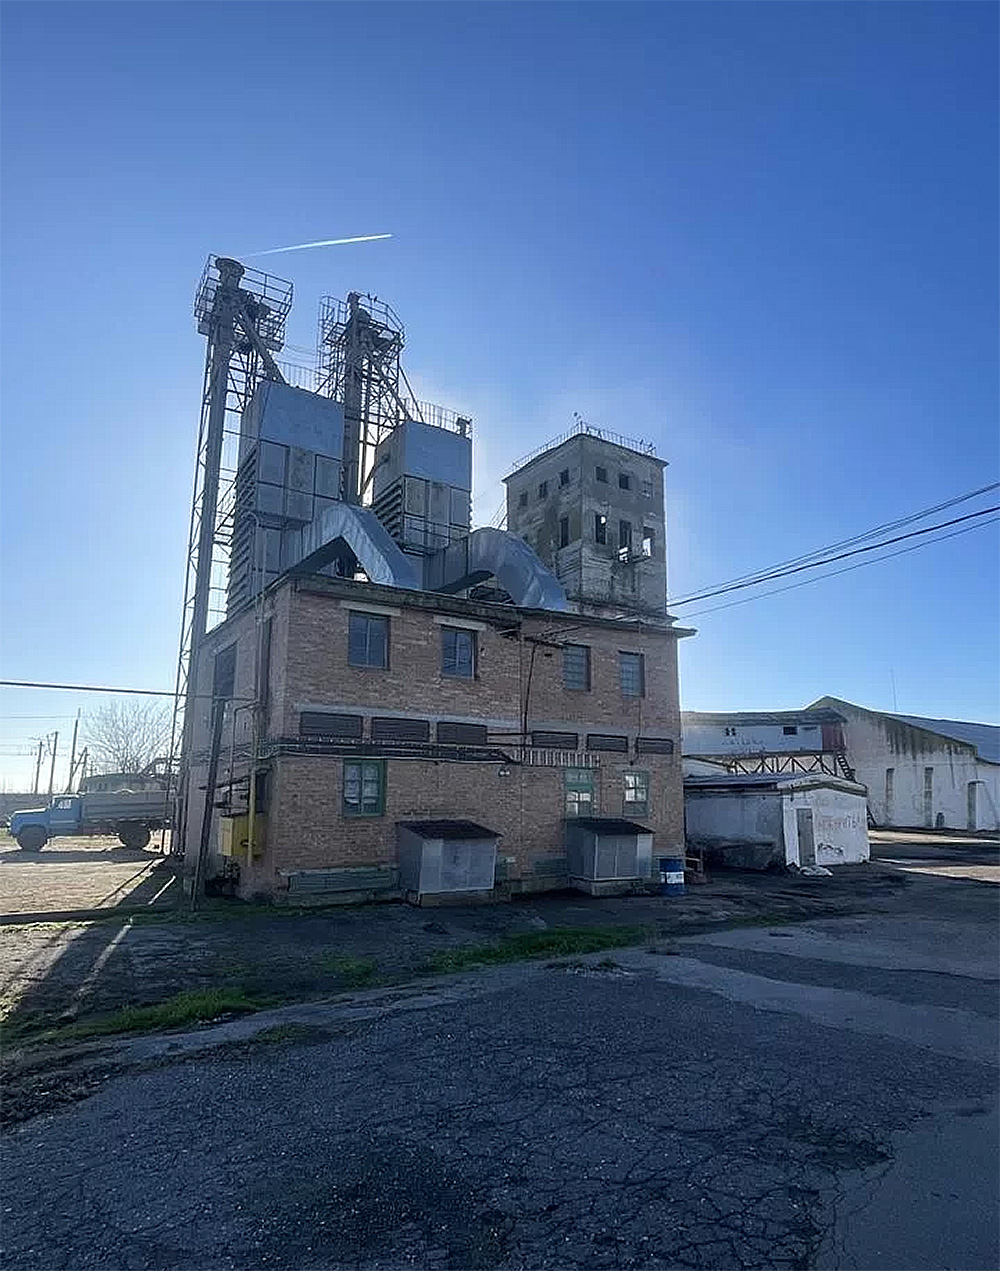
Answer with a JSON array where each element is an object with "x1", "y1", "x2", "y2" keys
[
  {"x1": 237, "y1": 748, "x2": 683, "y2": 899},
  {"x1": 184, "y1": 575, "x2": 688, "y2": 899}
]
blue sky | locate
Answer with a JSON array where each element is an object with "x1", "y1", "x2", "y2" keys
[{"x1": 1, "y1": 2, "x2": 997, "y2": 787}]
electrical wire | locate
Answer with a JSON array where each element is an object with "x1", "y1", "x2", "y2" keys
[
  {"x1": 669, "y1": 506, "x2": 998, "y2": 607},
  {"x1": 667, "y1": 481, "x2": 999, "y2": 605},
  {"x1": 682, "y1": 516, "x2": 999, "y2": 619}
]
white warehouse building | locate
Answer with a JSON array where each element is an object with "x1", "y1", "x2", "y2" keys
[{"x1": 810, "y1": 697, "x2": 1000, "y2": 832}]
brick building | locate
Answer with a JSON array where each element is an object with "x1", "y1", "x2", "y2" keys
[{"x1": 183, "y1": 572, "x2": 690, "y2": 903}]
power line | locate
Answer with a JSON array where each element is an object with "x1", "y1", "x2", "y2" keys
[
  {"x1": 668, "y1": 481, "x2": 1000, "y2": 605},
  {"x1": 683, "y1": 516, "x2": 999, "y2": 619},
  {"x1": 0, "y1": 680, "x2": 253, "y2": 702},
  {"x1": 669, "y1": 506, "x2": 998, "y2": 608}
]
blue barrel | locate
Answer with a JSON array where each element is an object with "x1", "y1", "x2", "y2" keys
[{"x1": 658, "y1": 857, "x2": 685, "y2": 897}]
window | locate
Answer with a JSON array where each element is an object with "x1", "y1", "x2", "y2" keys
[
  {"x1": 559, "y1": 515, "x2": 570, "y2": 548},
  {"x1": 725, "y1": 727, "x2": 738, "y2": 737},
  {"x1": 437, "y1": 721, "x2": 488, "y2": 745},
  {"x1": 442, "y1": 626, "x2": 476, "y2": 678},
  {"x1": 565, "y1": 768, "x2": 595, "y2": 817},
  {"x1": 783, "y1": 725, "x2": 798, "y2": 736},
  {"x1": 586, "y1": 733, "x2": 628, "y2": 752},
  {"x1": 343, "y1": 760, "x2": 385, "y2": 817},
  {"x1": 620, "y1": 651, "x2": 644, "y2": 697},
  {"x1": 641, "y1": 528, "x2": 655, "y2": 558},
  {"x1": 538, "y1": 480, "x2": 548, "y2": 499},
  {"x1": 532, "y1": 730, "x2": 580, "y2": 750},
  {"x1": 596, "y1": 465, "x2": 608, "y2": 483},
  {"x1": 619, "y1": 520, "x2": 632, "y2": 551},
  {"x1": 641, "y1": 480, "x2": 654, "y2": 499},
  {"x1": 595, "y1": 513, "x2": 607, "y2": 545},
  {"x1": 637, "y1": 736, "x2": 674, "y2": 755},
  {"x1": 618, "y1": 472, "x2": 631, "y2": 491},
  {"x1": 559, "y1": 468, "x2": 570, "y2": 487},
  {"x1": 371, "y1": 717, "x2": 430, "y2": 742},
  {"x1": 300, "y1": 711, "x2": 363, "y2": 738},
  {"x1": 518, "y1": 490, "x2": 528, "y2": 508},
  {"x1": 348, "y1": 612, "x2": 388, "y2": 668},
  {"x1": 563, "y1": 643, "x2": 591, "y2": 691},
  {"x1": 623, "y1": 770, "x2": 649, "y2": 817}
]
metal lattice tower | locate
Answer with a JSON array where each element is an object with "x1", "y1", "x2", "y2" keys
[
  {"x1": 316, "y1": 292, "x2": 415, "y2": 503},
  {"x1": 167, "y1": 256, "x2": 293, "y2": 853}
]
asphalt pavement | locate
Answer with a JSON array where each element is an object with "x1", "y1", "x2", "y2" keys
[{"x1": 2, "y1": 856, "x2": 998, "y2": 1270}]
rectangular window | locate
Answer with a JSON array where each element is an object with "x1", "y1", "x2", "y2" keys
[
  {"x1": 371, "y1": 717, "x2": 430, "y2": 743},
  {"x1": 619, "y1": 520, "x2": 632, "y2": 551},
  {"x1": 596, "y1": 465, "x2": 608, "y2": 483},
  {"x1": 348, "y1": 612, "x2": 388, "y2": 668},
  {"x1": 620, "y1": 651, "x2": 644, "y2": 697},
  {"x1": 559, "y1": 515, "x2": 570, "y2": 548},
  {"x1": 595, "y1": 513, "x2": 607, "y2": 545},
  {"x1": 641, "y1": 528, "x2": 654, "y2": 558},
  {"x1": 923, "y1": 766, "x2": 933, "y2": 827},
  {"x1": 518, "y1": 490, "x2": 528, "y2": 508},
  {"x1": 637, "y1": 736, "x2": 674, "y2": 755},
  {"x1": 562, "y1": 643, "x2": 591, "y2": 691},
  {"x1": 559, "y1": 468, "x2": 570, "y2": 487},
  {"x1": 641, "y1": 480, "x2": 654, "y2": 499},
  {"x1": 343, "y1": 759, "x2": 385, "y2": 817},
  {"x1": 565, "y1": 768, "x2": 595, "y2": 818},
  {"x1": 623, "y1": 770, "x2": 650, "y2": 817},
  {"x1": 618, "y1": 472, "x2": 631, "y2": 491},
  {"x1": 885, "y1": 768, "x2": 894, "y2": 820},
  {"x1": 783, "y1": 725, "x2": 798, "y2": 736},
  {"x1": 538, "y1": 480, "x2": 548, "y2": 499},
  {"x1": 442, "y1": 626, "x2": 476, "y2": 678}
]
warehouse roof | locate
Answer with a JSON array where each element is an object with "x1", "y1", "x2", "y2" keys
[
  {"x1": 681, "y1": 709, "x2": 845, "y2": 727},
  {"x1": 888, "y1": 715, "x2": 1000, "y2": 765}
]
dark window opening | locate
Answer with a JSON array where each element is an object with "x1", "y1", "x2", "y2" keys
[
  {"x1": 596, "y1": 466, "x2": 608, "y2": 483},
  {"x1": 371, "y1": 717, "x2": 430, "y2": 743},
  {"x1": 586, "y1": 733, "x2": 629, "y2": 753},
  {"x1": 618, "y1": 472, "x2": 631, "y2": 491},
  {"x1": 595, "y1": 514, "x2": 607, "y2": 545},
  {"x1": 531, "y1": 730, "x2": 580, "y2": 750},
  {"x1": 783, "y1": 725, "x2": 798, "y2": 736},
  {"x1": 619, "y1": 520, "x2": 632, "y2": 551},
  {"x1": 641, "y1": 528, "x2": 654, "y2": 557},
  {"x1": 300, "y1": 711, "x2": 364, "y2": 738},
  {"x1": 442, "y1": 626, "x2": 476, "y2": 678},
  {"x1": 637, "y1": 736, "x2": 674, "y2": 755},
  {"x1": 559, "y1": 515, "x2": 570, "y2": 548},
  {"x1": 348, "y1": 612, "x2": 388, "y2": 668},
  {"x1": 559, "y1": 468, "x2": 570, "y2": 487},
  {"x1": 437, "y1": 721, "x2": 488, "y2": 746},
  {"x1": 563, "y1": 643, "x2": 591, "y2": 691},
  {"x1": 538, "y1": 480, "x2": 548, "y2": 499},
  {"x1": 518, "y1": 490, "x2": 528, "y2": 508},
  {"x1": 620, "y1": 651, "x2": 644, "y2": 697}
]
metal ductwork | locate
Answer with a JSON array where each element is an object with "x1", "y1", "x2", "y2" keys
[
  {"x1": 424, "y1": 527, "x2": 570, "y2": 611},
  {"x1": 290, "y1": 502, "x2": 421, "y2": 590}
]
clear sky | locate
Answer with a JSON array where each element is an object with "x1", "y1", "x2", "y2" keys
[{"x1": 1, "y1": 1, "x2": 998, "y2": 788}]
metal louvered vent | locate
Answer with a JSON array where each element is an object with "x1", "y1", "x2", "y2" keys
[
  {"x1": 586, "y1": 734, "x2": 629, "y2": 752},
  {"x1": 300, "y1": 711, "x2": 364, "y2": 738},
  {"x1": 531, "y1": 730, "x2": 580, "y2": 750},
  {"x1": 371, "y1": 716, "x2": 431, "y2": 743},
  {"x1": 637, "y1": 736, "x2": 675, "y2": 755},
  {"x1": 436, "y1": 721, "x2": 489, "y2": 746}
]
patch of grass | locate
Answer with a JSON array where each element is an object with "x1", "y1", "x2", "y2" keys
[
  {"x1": 7, "y1": 987, "x2": 270, "y2": 1045},
  {"x1": 423, "y1": 924, "x2": 648, "y2": 974},
  {"x1": 315, "y1": 953, "x2": 379, "y2": 988}
]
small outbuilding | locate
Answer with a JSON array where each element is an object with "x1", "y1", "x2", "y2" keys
[
  {"x1": 684, "y1": 772, "x2": 869, "y2": 870},
  {"x1": 564, "y1": 817, "x2": 654, "y2": 895},
  {"x1": 396, "y1": 820, "x2": 501, "y2": 904}
]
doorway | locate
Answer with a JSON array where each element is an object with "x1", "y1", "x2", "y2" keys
[{"x1": 796, "y1": 808, "x2": 816, "y2": 866}]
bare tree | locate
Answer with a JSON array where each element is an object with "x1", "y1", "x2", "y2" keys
[{"x1": 83, "y1": 699, "x2": 172, "y2": 775}]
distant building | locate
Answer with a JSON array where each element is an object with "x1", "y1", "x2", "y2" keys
[
  {"x1": 681, "y1": 709, "x2": 853, "y2": 779},
  {"x1": 79, "y1": 772, "x2": 166, "y2": 794},
  {"x1": 809, "y1": 698, "x2": 999, "y2": 832},
  {"x1": 504, "y1": 427, "x2": 667, "y2": 617}
]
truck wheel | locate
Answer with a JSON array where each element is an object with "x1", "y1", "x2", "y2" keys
[
  {"x1": 16, "y1": 826, "x2": 48, "y2": 852},
  {"x1": 118, "y1": 825, "x2": 151, "y2": 851}
]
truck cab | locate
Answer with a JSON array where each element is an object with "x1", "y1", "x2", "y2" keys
[{"x1": 9, "y1": 803, "x2": 55, "y2": 851}]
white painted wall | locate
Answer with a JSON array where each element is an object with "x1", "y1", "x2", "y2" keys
[
  {"x1": 828, "y1": 704, "x2": 1000, "y2": 831},
  {"x1": 781, "y1": 785, "x2": 869, "y2": 866},
  {"x1": 683, "y1": 721, "x2": 826, "y2": 756}
]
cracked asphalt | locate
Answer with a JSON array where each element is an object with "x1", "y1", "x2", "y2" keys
[{"x1": 2, "y1": 858, "x2": 998, "y2": 1270}]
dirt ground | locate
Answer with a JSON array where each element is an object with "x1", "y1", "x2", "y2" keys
[{"x1": 0, "y1": 832, "x2": 178, "y2": 920}]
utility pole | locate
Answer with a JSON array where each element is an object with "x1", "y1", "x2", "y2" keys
[
  {"x1": 47, "y1": 731, "x2": 59, "y2": 799},
  {"x1": 65, "y1": 711, "x2": 80, "y2": 793},
  {"x1": 32, "y1": 740, "x2": 44, "y2": 795}
]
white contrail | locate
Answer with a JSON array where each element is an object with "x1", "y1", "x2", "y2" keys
[{"x1": 245, "y1": 234, "x2": 393, "y2": 257}]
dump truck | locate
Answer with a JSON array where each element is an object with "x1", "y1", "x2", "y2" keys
[{"x1": 9, "y1": 792, "x2": 169, "y2": 852}]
